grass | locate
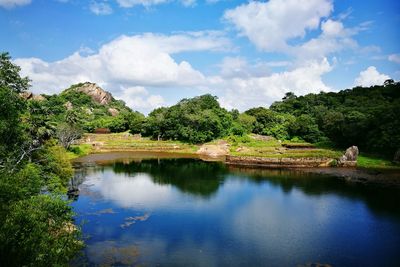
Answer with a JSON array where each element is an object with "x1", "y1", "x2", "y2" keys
[
  {"x1": 357, "y1": 154, "x2": 400, "y2": 169},
  {"x1": 77, "y1": 133, "x2": 199, "y2": 155},
  {"x1": 66, "y1": 144, "x2": 93, "y2": 159},
  {"x1": 223, "y1": 134, "x2": 342, "y2": 159}
]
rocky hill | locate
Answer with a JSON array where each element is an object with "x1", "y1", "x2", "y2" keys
[
  {"x1": 66, "y1": 82, "x2": 113, "y2": 106},
  {"x1": 20, "y1": 82, "x2": 144, "y2": 133}
]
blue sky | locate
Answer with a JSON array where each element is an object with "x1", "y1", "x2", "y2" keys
[{"x1": 1, "y1": 0, "x2": 399, "y2": 113}]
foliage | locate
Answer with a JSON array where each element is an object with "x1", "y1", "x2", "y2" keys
[
  {"x1": 143, "y1": 94, "x2": 233, "y2": 143},
  {"x1": 245, "y1": 107, "x2": 295, "y2": 140},
  {"x1": 269, "y1": 84, "x2": 400, "y2": 155},
  {"x1": 0, "y1": 195, "x2": 82, "y2": 267},
  {"x1": 57, "y1": 123, "x2": 83, "y2": 149},
  {"x1": 0, "y1": 52, "x2": 30, "y2": 93},
  {"x1": 0, "y1": 53, "x2": 82, "y2": 266}
]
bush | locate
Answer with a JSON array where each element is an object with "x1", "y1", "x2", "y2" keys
[{"x1": 0, "y1": 195, "x2": 83, "y2": 267}]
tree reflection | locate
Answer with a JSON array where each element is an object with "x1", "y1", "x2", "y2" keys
[
  {"x1": 113, "y1": 158, "x2": 228, "y2": 198},
  {"x1": 74, "y1": 156, "x2": 400, "y2": 219}
]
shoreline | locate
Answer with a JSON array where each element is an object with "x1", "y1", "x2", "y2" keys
[{"x1": 72, "y1": 150, "x2": 400, "y2": 187}]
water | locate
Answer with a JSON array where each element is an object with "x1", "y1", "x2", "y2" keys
[{"x1": 71, "y1": 153, "x2": 400, "y2": 267}]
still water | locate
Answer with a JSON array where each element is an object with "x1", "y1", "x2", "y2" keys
[{"x1": 71, "y1": 152, "x2": 400, "y2": 267}]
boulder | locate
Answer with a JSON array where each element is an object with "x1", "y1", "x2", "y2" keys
[
  {"x1": 32, "y1": 94, "x2": 46, "y2": 101},
  {"x1": 344, "y1": 145, "x2": 359, "y2": 161},
  {"x1": 394, "y1": 148, "x2": 400, "y2": 163},
  {"x1": 76, "y1": 82, "x2": 112, "y2": 105},
  {"x1": 197, "y1": 140, "x2": 229, "y2": 158},
  {"x1": 19, "y1": 91, "x2": 33, "y2": 100},
  {"x1": 19, "y1": 91, "x2": 46, "y2": 101},
  {"x1": 338, "y1": 146, "x2": 358, "y2": 167},
  {"x1": 64, "y1": 101, "x2": 73, "y2": 110},
  {"x1": 108, "y1": 108, "x2": 119, "y2": 117}
]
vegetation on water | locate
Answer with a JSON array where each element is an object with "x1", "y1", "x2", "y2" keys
[{"x1": 0, "y1": 52, "x2": 82, "y2": 266}]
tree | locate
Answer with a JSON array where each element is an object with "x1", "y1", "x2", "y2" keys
[
  {"x1": 0, "y1": 53, "x2": 83, "y2": 266},
  {"x1": 0, "y1": 53, "x2": 30, "y2": 170},
  {"x1": 56, "y1": 123, "x2": 83, "y2": 149},
  {"x1": 0, "y1": 195, "x2": 82, "y2": 267},
  {"x1": 384, "y1": 79, "x2": 394, "y2": 86},
  {"x1": 0, "y1": 52, "x2": 30, "y2": 93}
]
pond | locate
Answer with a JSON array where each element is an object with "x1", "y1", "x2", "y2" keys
[{"x1": 71, "y1": 152, "x2": 400, "y2": 267}]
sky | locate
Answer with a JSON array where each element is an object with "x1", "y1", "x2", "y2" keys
[{"x1": 1, "y1": 0, "x2": 399, "y2": 114}]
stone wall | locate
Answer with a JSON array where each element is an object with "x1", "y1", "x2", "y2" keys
[{"x1": 226, "y1": 156, "x2": 334, "y2": 168}]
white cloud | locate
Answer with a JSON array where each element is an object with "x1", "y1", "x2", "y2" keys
[
  {"x1": 293, "y1": 19, "x2": 358, "y2": 61},
  {"x1": 213, "y1": 58, "x2": 332, "y2": 111},
  {"x1": 224, "y1": 0, "x2": 333, "y2": 52},
  {"x1": 354, "y1": 66, "x2": 390, "y2": 87},
  {"x1": 0, "y1": 0, "x2": 31, "y2": 8},
  {"x1": 117, "y1": 86, "x2": 165, "y2": 111},
  {"x1": 388, "y1": 54, "x2": 400, "y2": 64},
  {"x1": 14, "y1": 28, "x2": 337, "y2": 113},
  {"x1": 181, "y1": 0, "x2": 195, "y2": 7},
  {"x1": 116, "y1": 0, "x2": 167, "y2": 8},
  {"x1": 14, "y1": 31, "x2": 229, "y2": 110},
  {"x1": 90, "y1": 1, "x2": 113, "y2": 15},
  {"x1": 218, "y1": 57, "x2": 275, "y2": 79},
  {"x1": 116, "y1": 0, "x2": 195, "y2": 8}
]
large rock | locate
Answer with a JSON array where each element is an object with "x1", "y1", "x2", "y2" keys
[
  {"x1": 20, "y1": 91, "x2": 33, "y2": 100},
  {"x1": 197, "y1": 140, "x2": 229, "y2": 158},
  {"x1": 32, "y1": 94, "x2": 46, "y2": 101},
  {"x1": 64, "y1": 101, "x2": 73, "y2": 110},
  {"x1": 19, "y1": 91, "x2": 45, "y2": 101},
  {"x1": 75, "y1": 82, "x2": 112, "y2": 105},
  {"x1": 344, "y1": 145, "x2": 359, "y2": 161},
  {"x1": 338, "y1": 146, "x2": 358, "y2": 167},
  {"x1": 108, "y1": 108, "x2": 119, "y2": 117},
  {"x1": 394, "y1": 148, "x2": 400, "y2": 163}
]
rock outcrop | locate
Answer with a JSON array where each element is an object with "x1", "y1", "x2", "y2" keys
[
  {"x1": 32, "y1": 94, "x2": 46, "y2": 101},
  {"x1": 20, "y1": 91, "x2": 33, "y2": 100},
  {"x1": 19, "y1": 91, "x2": 45, "y2": 101},
  {"x1": 394, "y1": 149, "x2": 400, "y2": 163},
  {"x1": 75, "y1": 82, "x2": 113, "y2": 105},
  {"x1": 197, "y1": 140, "x2": 229, "y2": 158},
  {"x1": 108, "y1": 108, "x2": 119, "y2": 117},
  {"x1": 64, "y1": 101, "x2": 73, "y2": 110},
  {"x1": 338, "y1": 146, "x2": 359, "y2": 167}
]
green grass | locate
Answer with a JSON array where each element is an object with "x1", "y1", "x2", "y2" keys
[
  {"x1": 357, "y1": 154, "x2": 400, "y2": 169},
  {"x1": 66, "y1": 144, "x2": 93, "y2": 159},
  {"x1": 79, "y1": 133, "x2": 199, "y2": 154},
  {"x1": 224, "y1": 134, "x2": 342, "y2": 159}
]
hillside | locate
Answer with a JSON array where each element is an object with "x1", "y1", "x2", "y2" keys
[{"x1": 24, "y1": 82, "x2": 144, "y2": 133}]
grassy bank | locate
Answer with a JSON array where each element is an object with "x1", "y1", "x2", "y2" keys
[
  {"x1": 68, "y1": 132, "x2": 198, "y2": 158},
  {"x1": 225, "y1": 135, "x2": 342, "y2": 159},
  {"x1": 71, "y1": 133, "x2": 342, "y2": 159},
  {"x1": 357, "y1": 154, "x2": 400, "y2": 169},
  {"x1": 68, "y1": 133, "x2": 399, "y2": 170}
]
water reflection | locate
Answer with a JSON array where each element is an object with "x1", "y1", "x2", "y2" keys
[{"x1": 71, "y1": 153, "x2": 400, "y2": 267}]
